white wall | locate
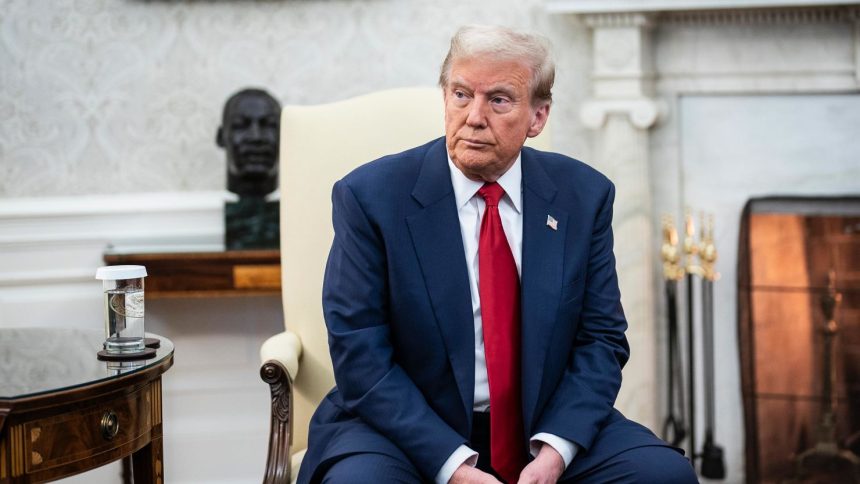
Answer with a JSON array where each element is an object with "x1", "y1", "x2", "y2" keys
[{"x1": 0, "y1": 0, "x2": 591, "y2": 198}]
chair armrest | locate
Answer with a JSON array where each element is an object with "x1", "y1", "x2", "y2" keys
[
  {"x1": 260, "y1": 330, "x2": 302, "y2": 484},
  {"x1": 261, "y1": 356, "x2": 295, "y2": 484},
  {"x1": 260, "y1": 330, "x2": 303, "y2": 381}
]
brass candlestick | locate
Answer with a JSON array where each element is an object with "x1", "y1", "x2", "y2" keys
[{"x1": 795, "y1": 270, "x2": 860, "y2": 483}]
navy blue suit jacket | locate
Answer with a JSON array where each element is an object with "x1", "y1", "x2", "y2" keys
[{"x1": 298, "y1": 137, "x2": 665, "y2": 483}]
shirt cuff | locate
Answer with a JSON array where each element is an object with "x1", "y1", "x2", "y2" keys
[
  {"x1": 530, "y1": 432, "x2": 579, "y2": 469},
  {"x1": 435, "y1": 444, "x2": 479, "y2": 484}
]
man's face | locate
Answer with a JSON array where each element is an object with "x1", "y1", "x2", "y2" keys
[
  {"x1": 444, "y1": 56, "x2": 549, "y2": 182},
  {"x1": 221, "y1": 94, "x2": 279, "y2": 179}
]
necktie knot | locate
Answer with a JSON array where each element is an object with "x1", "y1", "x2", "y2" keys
[{"x1": 477, "y1": 182, "x2": 505, "y2": 207}]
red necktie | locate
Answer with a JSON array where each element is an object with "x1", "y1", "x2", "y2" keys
[{"x1": 477, "y1": 182, "x2": 526, "y2": 483}]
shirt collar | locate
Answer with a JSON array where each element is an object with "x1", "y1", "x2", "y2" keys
[{"x1": 447, "y1": 153, "x2": 522, "y2": 213}]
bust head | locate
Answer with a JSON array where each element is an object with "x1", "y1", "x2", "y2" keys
[{"x1": 217, "y1": 88, "x2": 281, "y2": 197}]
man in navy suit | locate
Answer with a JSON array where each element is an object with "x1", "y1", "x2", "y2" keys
[{"x1": 298, "y1": 25, "x2": 697, "y2": 484}]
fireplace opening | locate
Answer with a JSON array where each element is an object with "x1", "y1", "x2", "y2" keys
[{"x1": 738, "y1": 197, "x2": 860, "y2": 483}]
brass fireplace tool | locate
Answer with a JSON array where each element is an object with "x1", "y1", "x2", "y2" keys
[
  {"x1": 661, "y1": 216, "x2": 687, "y2": 448},
  {"x1": 661, "y1": 211, "x2": 726, "y2": 479},
  {"x1": 699, "y1": 215, "x2": 726, "y2": 479},
  {"x1": 795, "y1": 270, "x2": 860, "y2": 483},
  {"x1": 683, "y1": 211, "x2": 700, "y2": 467}
]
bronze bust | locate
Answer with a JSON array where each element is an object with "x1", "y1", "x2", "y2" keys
[
  {"x1": 217, "y1": 88, "x2": 281, "y2": 197},
  {"x1": 217, "y1": 88, "x2": 281, "y2": 249}
]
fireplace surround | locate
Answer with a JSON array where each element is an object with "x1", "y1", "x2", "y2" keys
[{"x1": 548, "y1": 1, "x2": 860, "y2": 480}]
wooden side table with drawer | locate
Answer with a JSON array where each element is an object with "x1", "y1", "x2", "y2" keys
[{"x1": 0, "y1": 328, "x2": 174, "y2": 483}]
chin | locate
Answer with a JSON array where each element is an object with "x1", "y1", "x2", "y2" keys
[{"x1": 455, "y1": 150, "x2": 491, "y2": 167}]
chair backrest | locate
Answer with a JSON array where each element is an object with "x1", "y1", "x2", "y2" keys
[{"x1": 279, "y1": 86, "x2": 551, "y2": 452}]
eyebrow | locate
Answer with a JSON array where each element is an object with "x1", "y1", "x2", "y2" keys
[
  {"x1": 449, "y1": 78, "x2": 518, "y2": 98},
  {"x1": 487, "y1": 86, "x2": 516, "y2": 98}
]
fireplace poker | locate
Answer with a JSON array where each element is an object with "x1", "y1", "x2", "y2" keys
[
  {"x1": 699, "y1": 215, "x2": 725, "y2": 479},
  {"x1": 661, "y1": 216, "x2": 687, "y2": 447},
  {"x1": 683, "y1": 211, "x2": 700, "y2": 461}
]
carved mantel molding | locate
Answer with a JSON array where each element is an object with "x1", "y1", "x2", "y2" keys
[
  {"x1": 660, "y1": 5, "x2": 860, "y2": 25},
  {"x1": 546, "y1": 0, "x2": 860, "y2": 15},
  {"x1": 580, "y1": 98, "x2": 665, "y2": 129},
  {"x1": 551, "y1": 0, "x2": 860, "y2": 125}
]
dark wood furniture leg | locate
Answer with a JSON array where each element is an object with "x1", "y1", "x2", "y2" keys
[
  {"x1": 132, "y1": 436, "x2": 164, "y2": 484},
  {"x1": 122, "y1": 456, "x2": 132, "y2": 484},
  {"x1": 261, "y1": 360, "x2": 293, "y2": 484}
]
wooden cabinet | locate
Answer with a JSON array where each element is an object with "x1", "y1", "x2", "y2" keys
[{"x1": 103, "y1": 250, "x2": 280, "y2": 298}]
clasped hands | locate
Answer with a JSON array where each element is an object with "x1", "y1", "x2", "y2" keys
[{"x1": 450, "y1": 443, "x2": 565, "y2": 484}]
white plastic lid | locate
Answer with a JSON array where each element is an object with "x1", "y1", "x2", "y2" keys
[{"x1": 95, "y1": 265, "x2": 148, "y2": 280}]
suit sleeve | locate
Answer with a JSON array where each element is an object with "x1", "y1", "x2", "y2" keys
[
  {"x1": 322, "y1": 179, "x2": 467, "y2": 480},
  {"x1": 532, "y1": 182, "x2": 630, "y2": 451}
]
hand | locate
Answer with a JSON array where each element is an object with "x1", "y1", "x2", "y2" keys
[
  {"x1": 450, "y1": 463, "x2": 503, "y2": 484},
  {"x1": 517, "y1": 444, "x2": 565, "y2": 484}
]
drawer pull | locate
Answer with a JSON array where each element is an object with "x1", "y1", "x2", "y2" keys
[{"x1": 101, "y1": 411, "x2": 119, "y2": 440}]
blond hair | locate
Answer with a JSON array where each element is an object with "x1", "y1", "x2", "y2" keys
[{"x1": 438, "y1": 25, "x2": 555, "y2": 106}]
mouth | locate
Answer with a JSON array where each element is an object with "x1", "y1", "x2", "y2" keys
[{"x1": 460, "y1": 138, "x2": 491, "y2": 149}]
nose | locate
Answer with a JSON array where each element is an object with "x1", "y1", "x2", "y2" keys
[
  {"x1": 247, "y1": 121, "x2": 263, "y2": 140},
  {"x1": 466, "y1": 100, "x2": 488, "y2": 129}
]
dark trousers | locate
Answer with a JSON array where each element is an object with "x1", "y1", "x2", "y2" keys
[
  {"x1": 320, "y1": 413, "x2": 697, "y2": 483},
  {"x1": 470, "y1": 411, "x2": 505, "y2": 480}
]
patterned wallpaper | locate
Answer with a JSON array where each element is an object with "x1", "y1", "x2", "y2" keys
[{"x1": 0, "y1": 0, "x2": 591, "y2": 197}]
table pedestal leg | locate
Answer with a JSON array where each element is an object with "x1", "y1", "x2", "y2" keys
[
  {"x1": 121, "y1": 456, "x2": 132, "y2": 484},
  {"x1": 132, "y1": 435, "x2": 164, "y2": 484}
]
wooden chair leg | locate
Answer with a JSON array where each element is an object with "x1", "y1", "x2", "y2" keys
[{"x1": 261, "y1": 360, "x2": 293, "y2": 484}]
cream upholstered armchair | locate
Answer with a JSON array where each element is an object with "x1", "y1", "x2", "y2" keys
[{"x1": 259, "y1": 87, "x2": 551, "y2": 483}]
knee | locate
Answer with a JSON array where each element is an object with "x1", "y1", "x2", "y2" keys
[
  {"x1": 627, "y1": 446, "x2": 698, "y2": 484},
  {"x1": 320, "y1": 453, "x2": 421, "y2": 484}
]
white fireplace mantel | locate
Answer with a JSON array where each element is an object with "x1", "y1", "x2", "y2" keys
[
  {"x1": 548, "y1": 1, "x2": 860, "y2": 482},
  {"x1": 547, "y1": 0, "x2": 860, "y2": 14}
]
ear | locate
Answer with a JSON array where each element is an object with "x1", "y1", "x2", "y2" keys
[
  {"x1": 216, "y1": 126, "x2": 226, "y2": 147},
  {"x1": 526, "y1": 102, "x2": 551, "y2": 138}
]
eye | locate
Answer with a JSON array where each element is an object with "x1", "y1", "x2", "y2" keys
[
  {"x1": 453, "y1": 90, "x2": 466, "y2": 99},
  {"x1": 231, "y1": 117, "x2": 249, "y2": 129},
  {"x1": 490, "y1": 96, "x2": 514, "y2": 113}
]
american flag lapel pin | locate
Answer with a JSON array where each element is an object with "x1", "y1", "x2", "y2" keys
[{"x1": 546, "y1": 215, "x2": 558, "y2": 231}]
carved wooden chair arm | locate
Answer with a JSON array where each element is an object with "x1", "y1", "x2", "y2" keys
[{"x1": 261, "y1": 359, "x2": 294, "y2": 484}]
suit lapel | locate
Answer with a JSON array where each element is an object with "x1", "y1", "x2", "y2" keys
[
  {"x1": 520, "y1": 148, "x2": 568, "y2": 433},
  {"x1": 406, "y1": 138, "x2": 475, "y2": 420}
]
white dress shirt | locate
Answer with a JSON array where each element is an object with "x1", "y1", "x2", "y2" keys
[{"x1": 435, "y1": 154, "x2": 578, "y2": 484}]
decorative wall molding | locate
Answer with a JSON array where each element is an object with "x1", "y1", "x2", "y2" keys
[
  {"x1": 580, "y1": 98, "x2": 665, "y2": 129},
  {"x1": 0, "y1": 191, "x2": 225, "y2": 245},
  {"x1": 582, "y1": 12, "x2": 656, "y2": 28},
  {"x1": 0, "y1": 191, "x2": 224, "y2": 289},
  {"x1": 661, "y1": 5, "x2": 860, "y2": 24},
  {"x1": 547, "y1": 0, "x2": 860, "y2": 14}
]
